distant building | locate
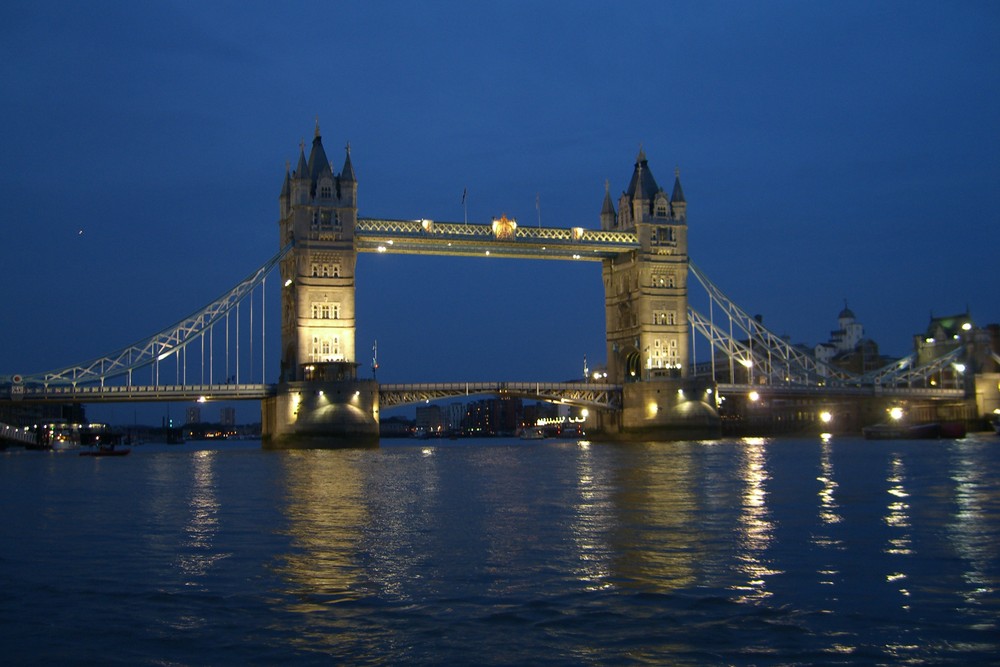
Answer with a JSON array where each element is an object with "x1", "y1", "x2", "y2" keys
[
  {"x1": 185, "y1": 406, "x2": 201, "y2": 425},
  {"x1": 415, "y1": 405, "x2": 444, "y2": 434},
  {"x1": 219, "y1": 407, "x2": 236, "y2": 427},
  {"x1": 447, "y1": 402, "x2": 464, "y2": 431},
  {"x1": 814, "y1": 304, "x2": 888, "y2": 374}
]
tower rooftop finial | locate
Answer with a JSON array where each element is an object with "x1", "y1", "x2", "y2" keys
[{"x1": 314, "y1": 116, "x2": 321, "y2": 138}]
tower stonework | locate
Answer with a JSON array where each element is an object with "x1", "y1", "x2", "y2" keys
[
  {"x1": 262, "y1": 124, "x2": 379, "y2": 447},
  {"x1": 597, "y1": 150, "x2": 719, "y2": 439}
]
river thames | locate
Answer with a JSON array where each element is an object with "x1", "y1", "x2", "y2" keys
[{"x1": 1, "y1": 434, "x2": 997, "y2": 665}]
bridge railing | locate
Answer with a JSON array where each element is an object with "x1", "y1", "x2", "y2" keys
[
  {"x1": 357, "y1": 218, "x2": 638, "y2": 246},
  {"x1": 15, "y1": 383, "x2": 270, "y2": 402},
  {"x1": 378, "y1": 381, "x2": 622, "y2": 409}
]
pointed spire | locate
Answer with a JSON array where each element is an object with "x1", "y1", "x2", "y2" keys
[
  {"x1": 670, "y1": 166, "x2": 685, "y2": 203},
  {"x1": 294, "y1": 141, "x2": 308, "y2": 179},
  {"x1": 307, "y1": 131, "x2": 330, "y2": 187},
  {"x1": 341, "y1": 142, "x2": 356, "y2": 182},
  {"x1": 601, "y1": 179, "x2": 615, "y2": 217},
  {"x1": 280, "y1": 160, "x2": 291, "y2": 198},
  {"x1": 314, "y1": 115, "x2": 321, "y2": 139}
]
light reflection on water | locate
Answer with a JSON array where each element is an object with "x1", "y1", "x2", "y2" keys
[
  {"x1": 5, "y1": 436, "x2": 998, "y2": 664},
  {"x1": 733, "y1": 437, "x2": 779, "y2": 602},
  {"x1": 948, "y1": 440, "x2": 996, "y2": 609}
]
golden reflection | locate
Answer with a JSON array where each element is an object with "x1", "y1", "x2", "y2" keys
[
  {"x1": 948, "y1": 442, "x2": 995, "y2": 605},
  {"x1": 884, "y1": 455, "x2": 912, "y2": 555},
  {"x1": 276, "y1": 451, "x2": 367, "y2": 612},
  {"x1": 812, "y1": 439, "x2": 843, "y2": 556},
  {"x1": 608, "y1": 443, "x2": 701, "y2": 593},
  {"x1": 883, "y1": 454, "x2": 912, "y2": 609},
  {"x1": 177, "y1": 449, "x2": 227, "y2": 582},
  {"x1": 569, "y1": 440, "x2": 612, "y2": 590},
  {"x1": 733, "y1": 439, "x2": 780, "y2": 602}
]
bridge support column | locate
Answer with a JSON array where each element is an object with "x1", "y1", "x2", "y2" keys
[
  {"x1": 617, "y1": 377, "x2": 721, "y2": 440},
  {"x1": 262, "y1": 375, "x2": 379, "y2": 448}
]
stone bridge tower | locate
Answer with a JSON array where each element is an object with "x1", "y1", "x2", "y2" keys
[
  {"x1": 601, "y1": 149, "x2": 689, "y2": 383},
  {"x1": 599, "y1": 149, "x2": 718, "y2": 438},
  {"x1": 263, "y1": 122, "x2": 378, "y2": 447},
  {"x1": 278, "y1": 122, "x2": 358, "y2": 380}
]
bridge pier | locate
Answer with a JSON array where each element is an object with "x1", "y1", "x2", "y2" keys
[
  {"x1": 261, "y1": 366, "x2": 379, "y2": 448},
  {"x1": 595, "y1": 377, "x2": 720, "y2": 441}
]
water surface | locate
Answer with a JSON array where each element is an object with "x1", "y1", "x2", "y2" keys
[{"x1": 2, "y1": 435, "x2": 998, "y2": 665}]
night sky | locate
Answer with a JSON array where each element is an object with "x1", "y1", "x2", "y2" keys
[{"x1": 2, "y1": 2, "x2": 998, "y2": 423}]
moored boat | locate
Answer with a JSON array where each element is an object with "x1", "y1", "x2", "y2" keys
[
  {"x1": 862, "y1": 421, "x2": 966, "y2": 440},
  {"x1": 519, "y1": 426, "x2": 546, "y2": 440},
  {"x1": 79, "y1": 424, "x2": 129, "y2": 455},
  {"x1": 80, "y1": 445, "x2": 131, "y2": 457}
]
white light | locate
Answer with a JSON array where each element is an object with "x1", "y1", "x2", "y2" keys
[
  {"x1": 748, "y1": 391, "x2": 760, "y2": 402},
  {"x1": 377, "y1": 245, "x2": 386, "y2": 253},
  {"x1": 284, "y1": 278, "x2": 293, "y2": 287},
  {"x1": 739, "y1": 358, "x2": 753, "y2": 368},
  {"x1": 580, "y1": 409, "x2": 589, "y2": 418},
  {"x1": 485, "y1": 251, "x2": 490, "y2": 256},
  {"x1": 953, "y1": 363, "x2": 966, "y2": 373},
  {"x1": 889, "y1": 407, "x2": 904, "y2": 421},
  {"x1": 962, "y1": 322, "x2": 972, "y2": 331},
  {"x1": 820, "y1": 411, "x2": 832, "y2": 423},
  {"x1": 197, "y1": 396, "x2": 207, "y2": 403},
  {"x1": 318, "y1": 390, "x2": 324, "y2": 397},
  {"x1": 925, "y1": 337, "x2": 935, "y2": 343}
]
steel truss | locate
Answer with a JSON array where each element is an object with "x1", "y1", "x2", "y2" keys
[
  {"x1": 688, "y1": 262, "x2": 968, "y2": 390},
  {"x1": 10, "y1": 244, "x2": 292, "y2": 387},
  {"x1": 379, "y1": 382, "x2": 621, "y2": 409}
]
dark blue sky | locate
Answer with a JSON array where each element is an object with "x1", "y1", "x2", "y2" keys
[{"x1": 2, "y1": 1, "x2": 998, "y2": 422}]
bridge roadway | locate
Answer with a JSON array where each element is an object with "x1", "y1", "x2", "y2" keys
[
  {"x1": 355, "y1": 218, "x2": 640, "y2": 260},
  {"x1": 5, "y1": 381, "x2": 624, "y2": 409},
  {"x1": 5, "y1": 380, "x2": 964, "y2": 408}
]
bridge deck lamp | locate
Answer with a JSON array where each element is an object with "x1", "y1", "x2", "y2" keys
[
  {"x1": 889, "y1": 406, "x2": 904, "y2": 421},
  {"x1": 819, "y1": 411, "x2": 832, "y2": 424},
  {"x1": 748, "y1": 391, "x2": 760, "y2": 402}
]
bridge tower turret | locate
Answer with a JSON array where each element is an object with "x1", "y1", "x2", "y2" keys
[
  {"x1": 602, "y1": 149, "x2": 689, "y2": 384},
  {"x1": 600, "y1": 150, "x2": 718, "y2": 438},
  {"x1": 264, "y1": 122, "x2": 378, "y2": 448},
  {"x1": 278, "y1": 122, "x2": 358, "y2": 382}
]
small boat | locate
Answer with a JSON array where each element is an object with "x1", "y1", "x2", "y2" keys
[
  {"x1": 862, "y1": 422, "x2": 941, "y2": 440},
  {"x1": 79, "y1": 424, "x2": 129, "y2": 455},
  {"x1": 519, "y1": 426, "x2": 546, "y2": 440},
  {"x1": 862, "y1": 421, "x2": 966, "y2": 440},
  {"x1": 80, "y1": 445, "x2": 131, "y2": 457}
]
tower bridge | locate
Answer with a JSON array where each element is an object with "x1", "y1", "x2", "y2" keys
[{"x1": 3, "y1": 123, "x2": 995, "y2": 446}]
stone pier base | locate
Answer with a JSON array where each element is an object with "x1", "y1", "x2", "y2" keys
[
  {"x1": 261, "y1": 379, "x2": 379, "y2": 449},
  {"x1": 612, "y1": 377, "x2": 721, "y2": 441}
]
